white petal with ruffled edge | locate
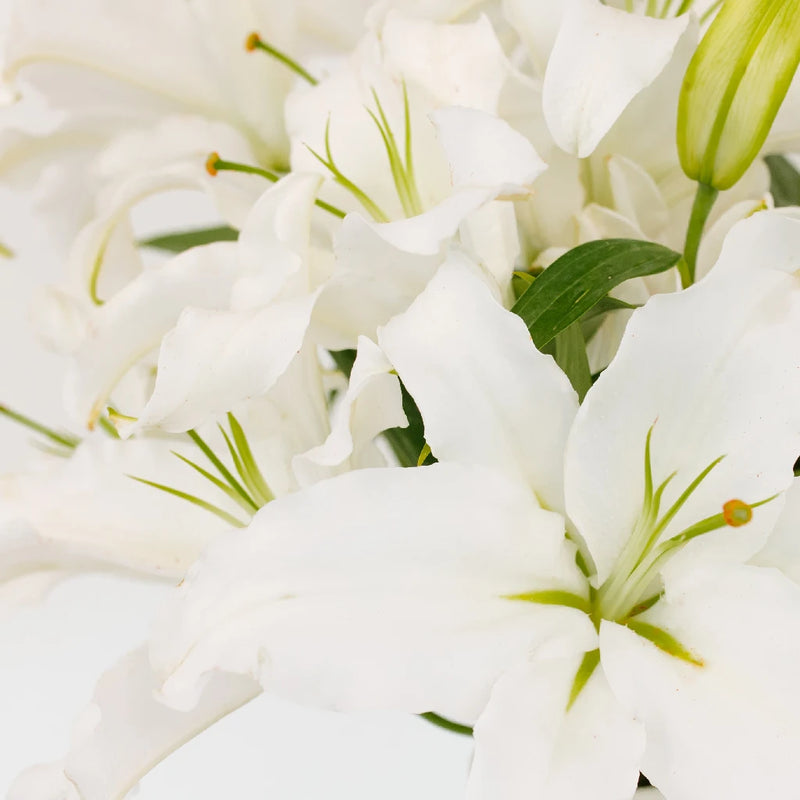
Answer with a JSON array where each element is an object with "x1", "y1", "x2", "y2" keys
[
  {"x1": 566, "y1": 212, "x2": 800, "y2": 584},
  {"x1": 542, "y1": 0, "x2": 689, "y2": 157},
  {"x1": 120, "y1": 291, "x2": 317, "y2": 435},
  {"x1": 152, "y1": 462, "x2": 592, "y2": 721},
  {"x1": 431, "y1": 106, "x2": 547, "y2": 193},
  {"x1": 232, "y1": 173, "x2": 322, "y2": 310},
  {"x1": 292, "y1": 336, "x2": 406, "y2": 485},
  {"x1": 8, "y1": 647, "x2": 259, "y2": 800},
  {"x1": 66, "y1": 242, "x2": 242, "y2": 428},
  {"x1": 600, "y1": 561, "x2": 800, "y2": 799},
  {"x1": 467, "y1": 655, "x2": 643, "y2": 800},
  {"x1": 380, "y1": 12, "x2": 510, "y2": 114},
  {"x1": 380, "y1": 254, "x2": 577, "y2": 514}
]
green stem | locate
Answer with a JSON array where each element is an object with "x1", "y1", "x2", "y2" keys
[{"x1": 681, "y1": 182, "x2": 718, "y2": 287}]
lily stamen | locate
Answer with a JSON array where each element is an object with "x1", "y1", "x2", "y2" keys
[
  {"x1": 205, "y1": 151, "x2": 345, "y2": 218},
  {"x1": 244, "y1": 31, "x2": 318, "y2": 86}
]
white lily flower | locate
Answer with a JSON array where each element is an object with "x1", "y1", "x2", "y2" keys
[
  {"x1": 285, "y1": 12, "x2": 545, "y2": 345},
  {"x1": 502, "y1": 0, "x2": 796, "y2": 374},
  {"x1": 139, "y1": 210, "x2": 800, "y2": 799}
]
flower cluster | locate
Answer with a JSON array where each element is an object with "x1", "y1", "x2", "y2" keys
[{"x1": 2, "y1": 0, "x2": 800, "y2": 798}]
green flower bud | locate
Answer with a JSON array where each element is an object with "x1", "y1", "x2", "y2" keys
[{"x1": 678, "y1": 0, "x2": 800, "y2": 191}]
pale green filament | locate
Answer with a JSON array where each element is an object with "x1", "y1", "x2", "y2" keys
[
  {"x1": 306, "y1": 118, "x2": 390, "y2": 223},
  {"x1": 0, "y1": 403, "x2": 81, "y2": 454},
  {"x1": 306, "y1": 83, "x2": 424, "y2": 223},
  {"x1": 366, "y1": 84, "x2": 424, "y2": 218},
  {"x1": 129, "y1": 412, "x2": 274, "y2": 528}
]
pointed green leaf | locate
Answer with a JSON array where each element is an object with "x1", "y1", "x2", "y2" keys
[
  {"x1": 512, "y1": 239, "x2": 681, "y2": 349},
  {"x1": 383, "y1": 381, "x2": 433, "y2": 469},
  {"x1": 554, "y1": 322, "x2": 592, "y2": 402},
  {"x1": 139, "y1": 226, "x2": 239, "y2": 253}
]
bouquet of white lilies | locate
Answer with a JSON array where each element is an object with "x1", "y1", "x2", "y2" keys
[{"x1": 3, "y1": 0, "x2": 800, "y2": 797}]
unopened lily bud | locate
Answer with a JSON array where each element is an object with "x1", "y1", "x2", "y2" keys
[{"x1": 678, "y1": 0, "x2": 800, "y2": 191}]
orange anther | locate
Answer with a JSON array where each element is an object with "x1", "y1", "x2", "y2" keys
[
  {"x1": 723, "y1": 499, "x2": 753, "y2": 528},
  {"x1": 205, "y1": 152, "x2": 221, "y2": 176},
  {"x1": 245, "y1": 32, "x2": 261, "y2": 52}
]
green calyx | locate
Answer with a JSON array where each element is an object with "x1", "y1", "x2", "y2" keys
[{"x1": 677, "y1": 0, "x2": 800, "y2": 191}]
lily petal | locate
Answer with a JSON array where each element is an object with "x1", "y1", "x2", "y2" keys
[
  {"x1": 543, "y1": 0, "x2": 689, "y2": 157},
  {"x1": 381, "y1": 12, "x2": 510, "y2": 114},
  {"x1": 152, "y1": 462, "x2": 591, "y2": 722},
  {"x1": 431, "y1": 106, "x2": 547, "y2": 193},
  {"x1": 379, "y1": 254, "x2": 578, "y2": 514},
  {"x1": 600, "y1": 561, "x2": 800, "y2": 798},
  {"x1": 292, "y1": 336, "x2": 406, "y2": 485},
  {"x1": 121, "y1": 292, "x2": 317, "y2": 435},
  {"x1": 0, "y1": 435, "x2": 229, "y2": 579},
  {"x1": 67, "y1": 241, "x2": 242, "y2": 428},
  {"x1": 752, "y1": 478, "x2": 800, "y2": 584},
  {"x1": 566, "y1": 212, "x2": 800, "y2": 583},
  {"x1": 467, "y1": 655, "x2": 643, "y2": 800}
]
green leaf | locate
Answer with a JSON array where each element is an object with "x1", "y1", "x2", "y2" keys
[
  {"x1": 416, "y1": 443, "x2": 433, "y2": 467},
  {"x1": 419, "y1": 713, "x2": 473, "y2": 737},
  {"x1": 139, "y1": 226, "x2": 239, "y2": 253},
  {"x1": 582, "y1": 295, "x2": 641, "y2": 321},
  {"x1": 383, "y1": 381, "x2": 434, "y2": 468},
  {"x1": 512, "y1": 239, "x2": 681, "y2": 349},
  {"x1": 329, "y1": 348, "x2": 357, "y2": 378},
  {"x1": 765, "y1": 154, "x2": 800, "y2": 207},
  {"x1": 554, "y1": 323, "x2": 592, "y2": 402}
]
